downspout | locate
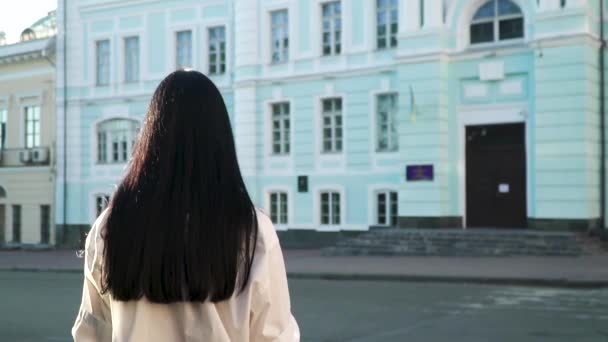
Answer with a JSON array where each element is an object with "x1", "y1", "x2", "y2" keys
[
  {"x1": 600, "y1": 0, "x2": 606, "y2": 236},
  {"x1": 62, "y1": 0, "x2": 68, "y2": 245}
]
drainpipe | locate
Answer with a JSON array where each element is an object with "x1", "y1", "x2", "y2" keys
[
  {"x1": 62, "y1": 0, "x2": 68, "y2": 245},
  {"x1": 600, "y1": 0, "x2": 606, "y2": 237}
]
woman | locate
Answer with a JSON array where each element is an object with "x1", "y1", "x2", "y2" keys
[{"x1": 72, "y1": 70, "x2": 300, "y2": 341}]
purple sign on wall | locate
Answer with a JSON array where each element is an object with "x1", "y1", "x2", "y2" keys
[{"x1": 406, "y1": 165, "x2": 434, "y2": 182}]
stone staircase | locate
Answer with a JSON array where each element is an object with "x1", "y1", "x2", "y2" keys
[{"x1": 322, "y1": 229, "x2": 602, "y2": 257}]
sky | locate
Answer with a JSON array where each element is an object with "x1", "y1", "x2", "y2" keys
[{"x1": 0, "y1": 0, "x2": 57, "y2": 44}]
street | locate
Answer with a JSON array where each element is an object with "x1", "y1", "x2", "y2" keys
[{"x1": 0, "y1": 271, "x2": 607, "y2": 341}]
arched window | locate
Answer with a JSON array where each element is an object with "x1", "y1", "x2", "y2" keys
[
  {"x1": 97, "y1": 119, "x2": 139, "y2": 164},
  {"x1": 20, "y1": 28, "x2": 36, "y2": 42},
  {"x1": 470, "y1": 0, "x2": 524, "y2": 45}
]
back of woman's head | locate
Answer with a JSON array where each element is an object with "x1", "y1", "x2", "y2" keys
[{"x1": 102, "y1": 70, "x2": 258, "y2": 303}]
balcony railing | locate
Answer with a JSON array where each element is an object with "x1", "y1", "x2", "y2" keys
[{"x1": 0, "y1": 147, "x2": 51, "y2": 167}]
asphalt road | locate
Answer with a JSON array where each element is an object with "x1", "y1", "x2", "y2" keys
[{"x1": 0, "y1": 271, "x2": 607, "y2": 342}]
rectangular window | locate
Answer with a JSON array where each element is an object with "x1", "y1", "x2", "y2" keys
[
  {"x1": 377, "y1": 0, "x2": 398, "y2": 49},
  {"x1": 176, "y1": 30, "x2": 193, "y2": 69},
  {"x1": 0, "y1": 108, "x2": 6, "y2": 150},
  {"x1": 321, "y1": 98, "x2": 343, "y2": 153},
  {"x1": 322, "y1": 1, "x2": 342, "y2": 56},
  {"x1": 208, "y1": 26, "x2": 226, "y2": 75},
  {"x1": 320, "y1": 191, "x2": 341, "y2": 225},
  {"x1": 377, "y1": 93, "x2": 398, "y2": 152},
  {"x1": 271, "y1": 10, "x2": 289, "y2": 63},
  {"x1": 96, "y1": 195, "x2": 110, "y2": 217},
  {"x1": 40, "y1": 205, "x2": 50, "y2": 244},
  {"x1": 12, "y1": 205, "x2": 21, "y2": 243},
  {"x1": 97, "y1": 131, "x2": 107, "y2": 163},
  {"x1": 271, "y1": 102, "x2": 290, "y2": 155},
  {"x1": 24, "y1": 106, "x2": 41, "y2": 148},
  {"x1": 269, "y1": 192, "x2": 288, "y2": 224},
  {"x1": 124, "y1": 36, "x2": 140, "y2": 83},
  {"x1": 377, "y1": 191, "x2": 398, "y2": 226},
  {"x1": 96, "y1": 40, "x2": 110, "y2": 86},
  {"x1": 470, "y1": 22, "x2": 494, "y2": 44}
]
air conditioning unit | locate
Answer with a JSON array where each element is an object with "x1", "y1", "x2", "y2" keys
[
  {"x1": 19, "y1": 150, "x2": 32, "y2": 163},
  {"x1": 31, "y1": 147, "x2": 49, "y2": 163}
]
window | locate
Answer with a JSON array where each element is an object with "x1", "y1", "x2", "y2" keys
[
  {"x1": 176, "y1": 30, "x2": 193, "y2": 69},
  {"x1": 0, "y1": 205, "x2": 5, "y2": 244},
  {"x1": 419, "y1": 0, "x2": 425, "y2": 28},
  {"x1": 0, "y1": 108, "x2": 6, "y2": 150},
  {"x1": 12, "y1": 205, "x2": 21, "y2": 243},
  {"x1": 271, "y1": 102, "x2": 290, "y2": 155},
  {"x1": 320, "y1": 191, "x2": 341, "y2": 225},
  {"x1": 96, "y1": 195, "x2": 110, "y2": 217},
  {"x1": 470, "y1": 0, "x2": 524, "y2": 45},
  {"x1": 377, "y1": 191, "x2": 398, "y2": 226},
  {"x1": 321, "y1": 98, "x2": 343, "y2": 153},
  {"x1": 40, "y1": 205, "x2": 50, "y2": 244},
  {"x1": 96, "y1": 40, "x2": 110, "y2": 86},
  {"x1": 322, "y1": 1, "x2": 342, "y2": 56},
  {"x1": 269, "y1": 192, "x2": 288, "y2": 225},
  {"x1": 377, "y1": 0, "x2": 398, "y2": 49},
  {"x1": 97, "y1": 119, "x2": 139, "y2": 164},
  {"x1": 271, "y1": 10, "x2": 289, "y2": 63},
  {"x1": 124, "y1": 36, "x2": 140, "y2": 83},
  {"x1": 24, "y1": 106, "x2": 41, "y2": 148},
  {"x1": 560, "y1": 0, "x2": 566, "y2": 8},
  {"x1": 208, "y1": 26, "x2": 226, "y2": 75},
  {"x1": 377, "y1": 94, "x2": 398, "y2": 152}
]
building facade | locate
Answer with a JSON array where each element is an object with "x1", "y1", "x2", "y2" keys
[
  {"x1": 56, "y1": 0, "x2": 608, "y2": 246},
  {"x1": 0, "y1": 12, "x2": 57, "y2": 247}
]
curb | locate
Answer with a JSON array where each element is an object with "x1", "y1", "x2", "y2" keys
[{"x1": 2, "y1": 268, "x2": 607, "y2": 289}]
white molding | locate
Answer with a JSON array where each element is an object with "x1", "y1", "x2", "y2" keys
[
  {"x1": 263, "y1": 98, "x2": 295, "y2": 175},
  {"x1": 367, "y1": 184, "x2": 400, "y2": 226},
  {"x1": 262, "y1": 185, "x2": 294, "y2": 231},
  {"x1": 314, "y1": 93, "x2": 347, "y2": 173},
  {"x1": 313, "y1": 184, "x2": 346, "y2": 231},
  {"x1": 457, "y1": 102, "x2": 530, "y2": 228}
]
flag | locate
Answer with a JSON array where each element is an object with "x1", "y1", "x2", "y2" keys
[{"x1": 409, "y1": 85, "x2": 417, "y2": 123}]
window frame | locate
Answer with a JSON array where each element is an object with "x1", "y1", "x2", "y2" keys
[
  {"x1": 95, "y1": 39, "x2": 111, "y2": 86},
  {"x1": 321, "y1": 1, "x2": 342, "y2": 56},
  {"x1": 376, "y1": 93, "x2": 399, "y2": 153},
  {"x1": 268, "y1": 191, "x2": 289, "y2": 225},
  {"x1": 208, "y1": 26, "x2": 227, "y2": 75},
  {"x1": 24, "y1": 105, "x2": 41, "y2": 149},
  {"x1": 270, "y1": 9, "x2": 290, "y2": 64},
  {"x1": 320, "y1": 97, "x2": 343, "y2": 154},
  {"x1": 319, "y1": 190, "x2": 342, "y2": 226},
  {"x1": 175, "y1": 29, "x2": 193, "y2": 69},
  {"x1": 469, "y1": 0, "x2": 525, "y2": 46},
  {"x1": 0, "y1": 108, "x2": 7, "y2": 150},
  {"x1": 123, "y1": 35, "x2": 140, "y2": 83},
  {"x1": 376, "y1": 0, "x2": 398, "y2": 50},
  {"x1": 95, "y1": 194, "x2": 110, "y2": 218},
  {"x1": 270, "y1": 102, "x2": 291, "y2": 156},
  {"x1": 96, "y1": 118, "x2": 140, "y2": 165},
  {"x1": 375, "y1": 190, "x2": 398, "y2": 226}
]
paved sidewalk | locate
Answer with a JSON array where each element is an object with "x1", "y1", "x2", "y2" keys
[{"x1": 1, "y1": 249, "x2": 607, "y2": 288}]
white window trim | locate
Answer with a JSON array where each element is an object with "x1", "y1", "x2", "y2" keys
[
  {"x1": 89, "y1": 33, "x2": 114, "y2": 92},
  {"x1": 463, "y1": 0, "x2": 527, "y2": 49},
  {"x1": 117, "y1": 29, "x2": 146, "y2": 87},
  {"x1": 374, "y1": 0, "x2": 399, "y2": 50},
  {"x1": 314, "y1": 185, "x2": 346, "y2": 231},
  {"x1": 457, "y1": 103, "x2": 530, "y2": 228},
  {"x1": 203, "y1": 20, "x2": 230, "y2": 78},
  {"x1": 263, "y1": 96, "x2": 294, "y2": 175},
  {"x1": 263, "y1": 186, "x2": 293, "y2": 231},
  {"x1": 18, "y1": 95, "x2": 42, "y2": 149},
  {"x1": 168, "y1": 24, "x2": 198, "y2": 71},
  {"x1": 89, "y1": 114, "x2": 141, "y2": 179},
  {"x1": 315, "y1": 91, "x2": 346, "y2": 173},
  {"x1": 368, "y1": 185, "x2": 400, "y2": 227},
  {"x1": 311, "y1": 0, "x2": 351, "y2": 58},
  {"x1": 369, "y1": 89, "x2": 400, "y2": 164},
  {"x1": 261, "y1": 2, "x2": 294, "y2": 66}
]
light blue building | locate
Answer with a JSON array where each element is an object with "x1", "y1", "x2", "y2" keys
[{"x1": 55, "y1": 0, "x2": 608, "y2": 246}]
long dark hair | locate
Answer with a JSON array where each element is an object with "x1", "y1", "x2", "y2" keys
[{"x1": 101, "y1": 70, "x2": 258, "y2": 303}]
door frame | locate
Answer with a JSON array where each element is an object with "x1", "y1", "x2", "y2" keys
[{"x1": 458, "y1": 103, "x2": 530, "y2": 228}]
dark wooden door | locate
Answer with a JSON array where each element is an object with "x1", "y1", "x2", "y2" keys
[{"x1": 466, "y1": 123, "x2": 527, "y2": 228}]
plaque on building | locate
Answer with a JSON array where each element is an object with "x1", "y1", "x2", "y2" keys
[
  {"x1": 297, "y1": 176, "x2": 308, "y2": 193},
  {"x1": 406, "y1": 165, "x2": 434, "y2": 182}
]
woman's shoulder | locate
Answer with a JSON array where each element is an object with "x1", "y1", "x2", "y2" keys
[{"x1": 254, "y1": 209, "x2": 281, "y2": 254}]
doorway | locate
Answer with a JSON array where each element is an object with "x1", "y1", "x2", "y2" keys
[{"x1": 466, "y1": 123, "x2": 527, "y2": 228}]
